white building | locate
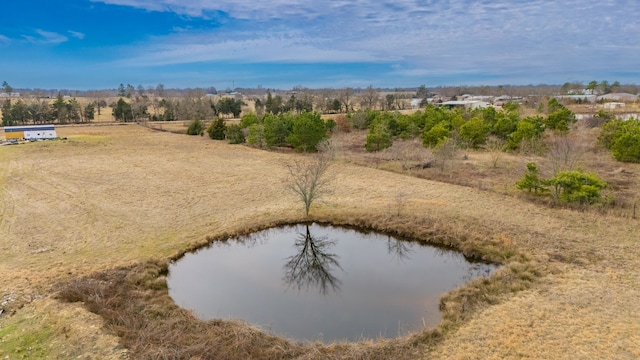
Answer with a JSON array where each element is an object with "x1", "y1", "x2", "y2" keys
[
  {"x1": 4, "y1": 125, "x2": 58, "y2": 140},
  {"x1": 603, "y1": 102, "x2": 626, "y2": 109},
  {"x1": 597, "y1": 93, "x2": 638, "y2": 102}
]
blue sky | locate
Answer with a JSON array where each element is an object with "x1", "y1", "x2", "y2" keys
[{"x1": 1, "y1": 0, "x2": 639, "y2": 90}]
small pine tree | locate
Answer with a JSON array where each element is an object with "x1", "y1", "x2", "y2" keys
[
  {"x1": 459, "y1": 117, "x2": 489, "y2": 148},
  {"x1": 365, "y1": 121, "x2": 392, "y2": 152},
  {"x1": 247, "y1": 124, "x2": 266, "y2": 148},
  {"x1": 547, "y1": 170, "x2": 607, "y2": 204},
  {"x1": 225, "y1": 124, "x2": 245, "y2": 144},
  {"x1": 287, "y1": 112, "x2": 327, "y2": 152},
  {"x1": 598, "y1": 118, "x2": 640, "y2": 163},
  {"x1": 422, "y1": 121, "x2": 450, "y2": 147},
  {"x1": 239, "y1": 113, "x2": 260, "y2": 128},
  {"x1": 207, "y1": 117, "x2": 226, "y2": 140},
  {"x1": 516, "y1": 162, "x2": 546, "y2": 193},
  {"x1": 186, "y1": 118, "x2": 205, "y2": 136}
]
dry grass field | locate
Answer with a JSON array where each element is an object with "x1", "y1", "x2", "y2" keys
[{"x1": 0, "y1": 123, "x2": 639, "y2": 359}]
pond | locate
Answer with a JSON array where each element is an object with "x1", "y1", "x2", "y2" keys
[{"x1": 167, "y1": 223, "x2": 498, "y2": 343}]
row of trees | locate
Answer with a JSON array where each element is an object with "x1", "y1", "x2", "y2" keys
[
  {"x1": 359, "y1": 98, "x2": 577, "y2": 155},
  {"x1": 243, "y1": 112, "x2": 329, "y2": 152},
  {"x1": 1, "y1": 95, "x2": 95, "y2": 126},
  {"x1": 187, "y1": 111, "x2": 330, "y2": 153},
  {"x1": 111, "y1": 95, "x2": 245, "y2": 122},
  {"x1": 560, "y1": 80, "x2": 623, "y2": 95},
  {"x1": 0, "y1": 92, "x2": 245, "y2": 125},
  {"x1": 251, "y1": 87, "x2": 421, "y2": 116}
]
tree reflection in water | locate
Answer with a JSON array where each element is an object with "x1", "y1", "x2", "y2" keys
[
  {"x1": 386, "y1": 236, "x2": 413, "y2": 261},
  {"x1": 283, "y1": 225, "x2": 343, "y2": 295}
]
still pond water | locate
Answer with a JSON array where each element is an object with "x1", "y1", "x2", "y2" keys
[{"x1": 168, "y1": 223, "x2": 497, "y2": 342}]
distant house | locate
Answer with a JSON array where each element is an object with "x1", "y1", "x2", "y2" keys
[
  {"x1": 0, "y1": 92, "x2": 20, "y2": 98},
  {"x1": 440, "y1": 100, "x2": 490, "y2": 110},
  {"x1": 554, "y1": 95, "x2": 597, "y2": 103},
  {"x1": 603, "y1": 102, "x2": 626, "y2": 109},
  {"x1": 3, "y1": 125, "x2": 58, "y2": 140},
  {"x1": 462, "y1": 95, "x2": 494, "y2": 102},
  {"x1": 495, "y1": 95, "x2": 524, "y2": 102},
  {"x1": 410, "y1": 98, "x2": 423, "y2": 109},
  {"x1": 597, "y1": 93, "x2": 638, "y2": 102}
]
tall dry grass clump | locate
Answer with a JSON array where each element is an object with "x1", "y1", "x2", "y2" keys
[{"x1": 57, "y1": 261, "x2": 307, "y2": 360}]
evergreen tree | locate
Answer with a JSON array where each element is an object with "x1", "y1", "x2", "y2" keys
[
  {"x1": 365, "y1": 120, "x2": 393, "y2": 152},
  {"x1": 207, "y1": 117, "x2": 227, "y2": 140},
  {"x1": 287, "y1": 112, "x2": 327, "y2": 152},
  {"x1": 2, "y1": 99, "x2": 14, "y2": 126},
  {"x1": 186, "y1": 118, "x2": 204, "y2": 136},
  {"x1": 113, "y1": 98, "x2": 133, "y2": 122},
  {"x1": 225, "y1": 124, "x2": 245, "y2": 144}
]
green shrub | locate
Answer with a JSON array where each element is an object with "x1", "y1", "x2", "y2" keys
[
  {"x1": 597, "y1": 118, "x2": 622, "y2": 149},
  {"x1": 287, "y1": 112, "x2": 327, "y2": 152},
  {"x1": 547, "y1": 170, "x2": 607, "y2": 204},
  {"x1": 598, "y1": 118, "x2": 640, "y2": 163},
  {"x1": 506, "y1": 116, "x2": 545, "y2": 151},
  {"x1": 263, "y1": 113, "x2": 293, "y2": 147},
  {"x1": 247, "y1": 124, "x2": 266, "y2": 148},
  {"x1": 611, "y1": 131, "x2": 640, "y2": 163},
  {"x1": 239, "y1": 113, "x2": 260, "y2": 128},
  {"x1": 516, "y1": 163, "x2": 608, "y2": 204},
  {"x1": 207, "y1": 117, "x2": 226, "y2": 140},
  {"x1": 460, "y1": 117, "x2": 490, "y2": 148},
  {"x1": 349, "y1": 109, "x2": 377, "y2": 129},
  {"x1": 365, "y1": 120, "x2": 393, "y2": 152},
  {"x1": 491, "y1": 111, "x2": 519, "y2": 140},
  {"x1": 325, "y1": 118, "x2": 337, "y2": 133},
  {"x1": 422, "y1": 121, "x2": 450, "y2": 147},
  {"x1": 421, "y1": 105, "x2": 449, "y2": 132},
  {"x1": 545, "y1": 107, "x2": 576, "y2": 133},
  {"x1": 225, "y1": 124, "x2": 245, "y2": 144},
  {"x1": 186, "y1": 118, "x2": 204, "y2": 136}
]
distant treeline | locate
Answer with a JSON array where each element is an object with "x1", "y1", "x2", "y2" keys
[
  {"x1": 1, "y1": 94, "x2": 96, "y2": 126},
  {"x1": 4, "y1": 80, "x2": 640, "y2": 99}
]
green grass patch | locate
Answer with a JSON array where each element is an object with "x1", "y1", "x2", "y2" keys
[{"x1": 0, "y1": 316, "x2": 55, "y2": 359}]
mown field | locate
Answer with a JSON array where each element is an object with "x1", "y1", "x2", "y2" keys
[{"x1": 0, "y1": 124, "x2": 639, "y2": 359}]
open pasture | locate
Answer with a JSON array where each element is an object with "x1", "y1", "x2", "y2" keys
[{"x1": 0, "y1": 124, "x2": 639, "y2": 359}]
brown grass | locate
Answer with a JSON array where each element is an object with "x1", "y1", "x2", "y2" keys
[{"x1": 1, "y1": 123, "x2": 639, "y2": 359}]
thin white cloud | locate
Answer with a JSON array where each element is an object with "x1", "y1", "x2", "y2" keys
[
  {"x1": 24, "y1": 29, "x2": 69, "y2": 44},
  {"x1": 96, "y1": 0, "x2": 640, "y2": 84},
  {"x1": 0, "y1": 34, "x2": 10, "y2": 44},
  {"x1": 120, "y1": 30, "x2": 391, "y2": 67},
  {"x1": 68, "y1": 30, "x2": 86, "y2": 40}
]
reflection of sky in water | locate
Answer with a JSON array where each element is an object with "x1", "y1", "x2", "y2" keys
[{"x1": 168, "y1": 223, "x2": 498, "y2": 342}]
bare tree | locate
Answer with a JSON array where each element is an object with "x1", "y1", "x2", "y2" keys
[
  {"x1": 387, "y1": 138, "x2": 429, "y2": 171},
  {"x1": 388, "y1": 190, "x2": 409, "y2": 217},
  {"x1": 485, "y1": 136, "x2": 506, "y2": 168},
  {"x1": 155, "y1": 83, "x2": 165, "y2": 97},
  {"x1": 393, "y1": 90, "x2": 406, "y2": 110},
  {"x1": 338, "y1": 87, "x2": 354, "y2": 113},
  {"x1": 433, "y1": 136, "x2": 459, "y2": 172},
  {"x1": 546, "y1": 132, "x2": 585, "y2": 175},
  {"x1": 285, "y1": 141, "x2": 334, "y2": 217},
  {"x1": 88, "y1": 90, "x2": 108, "y2": 117},
  {"x1": 360, "y1": 85, "x2": 379, "y2": 110}
]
